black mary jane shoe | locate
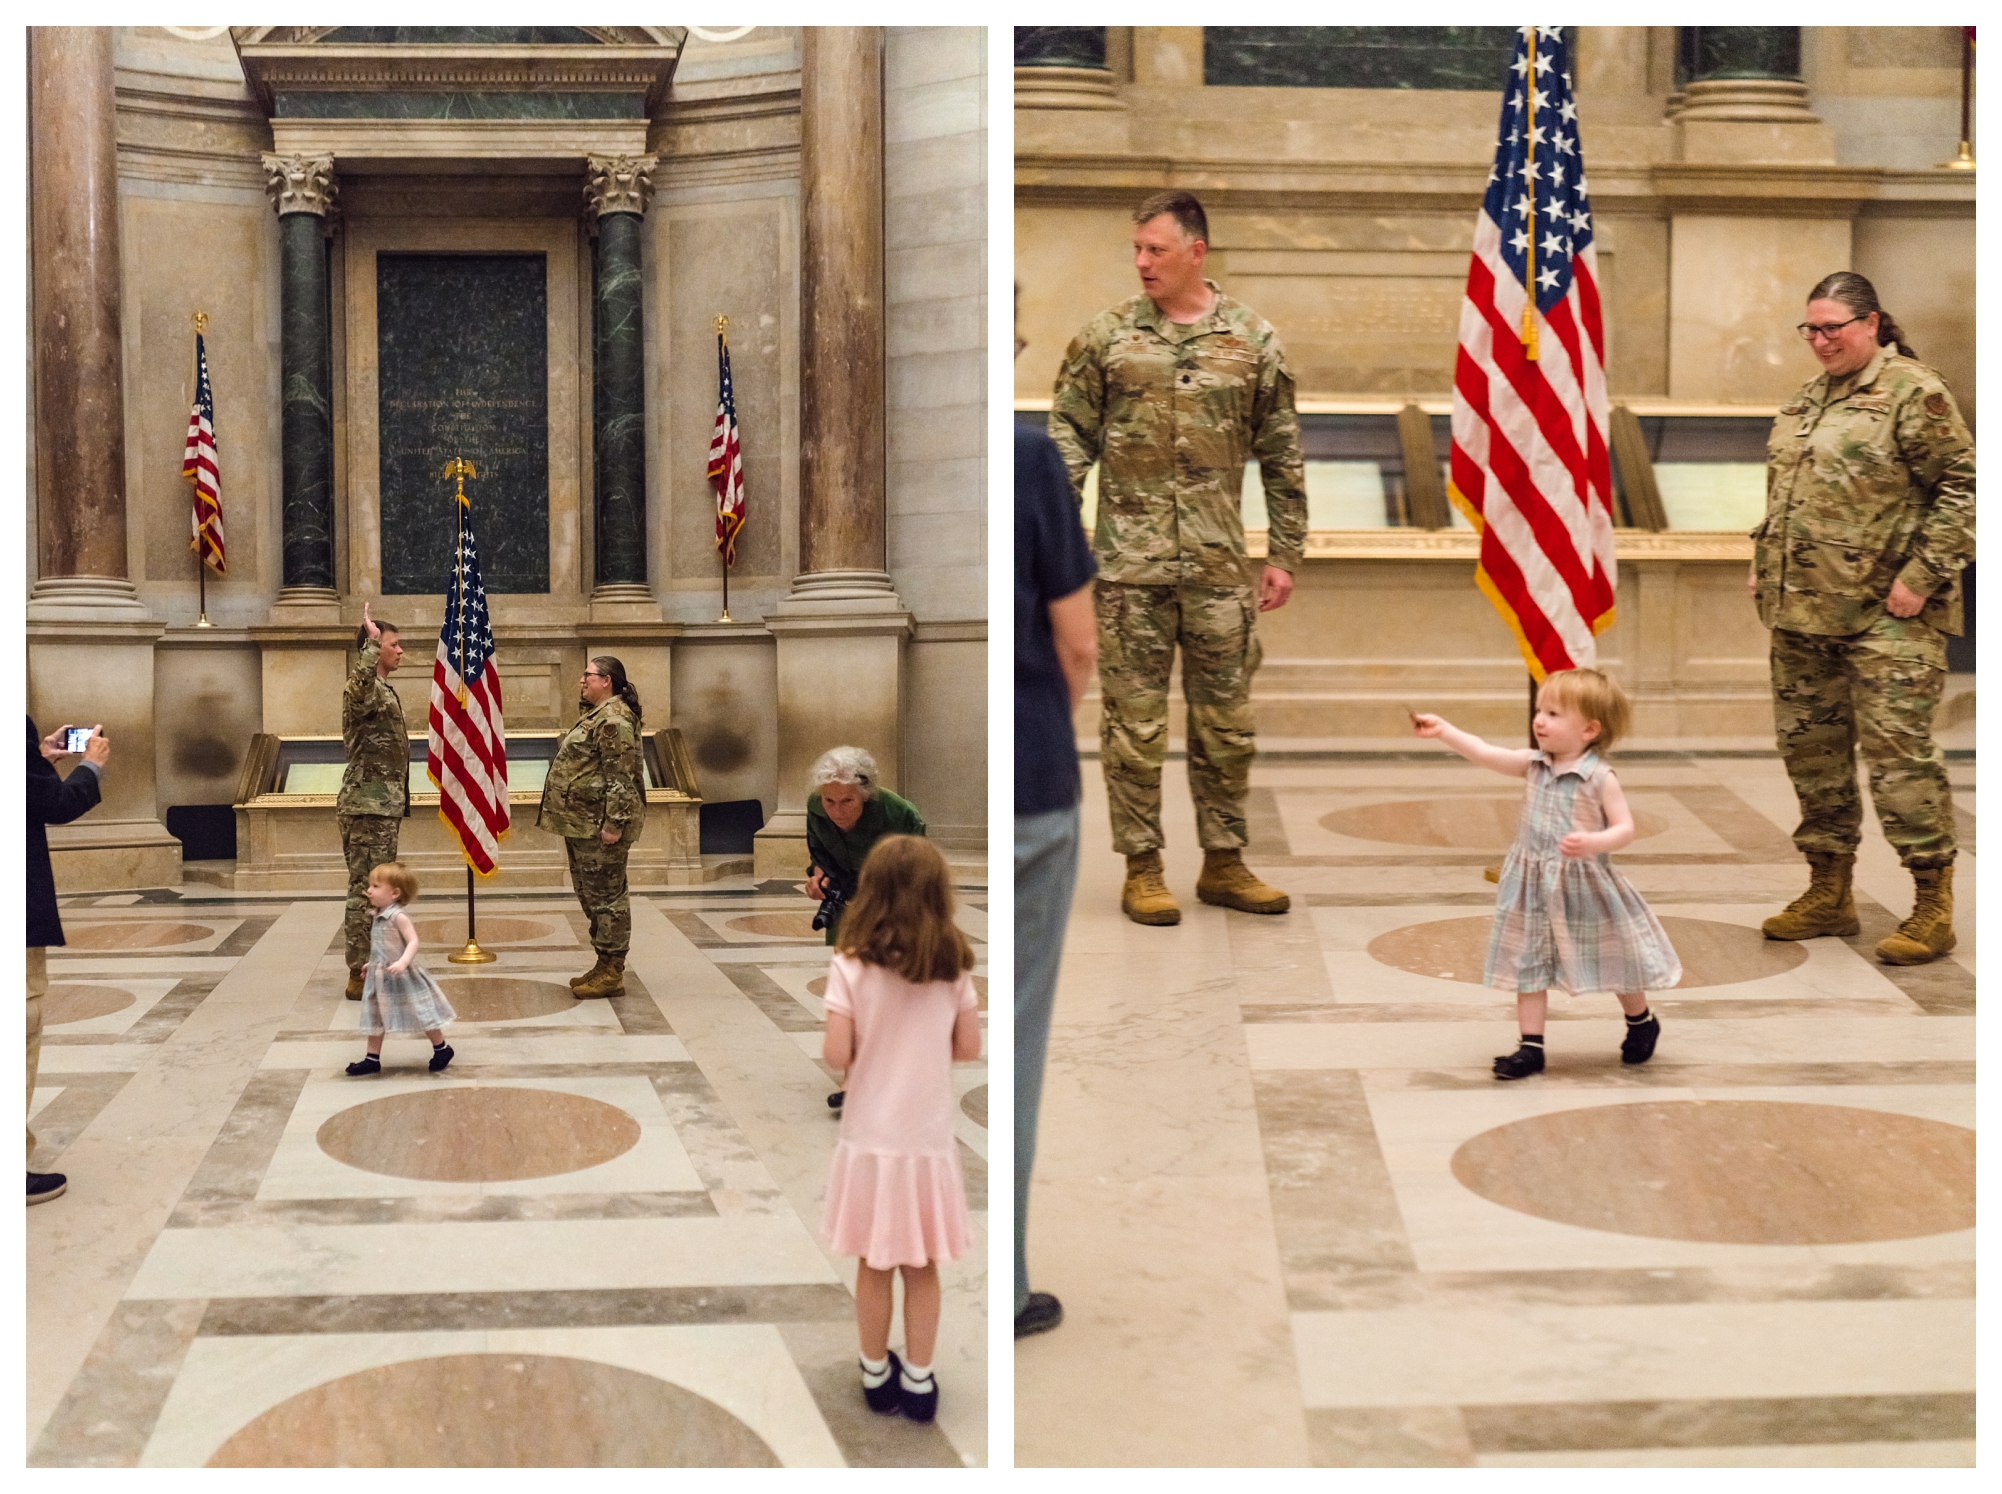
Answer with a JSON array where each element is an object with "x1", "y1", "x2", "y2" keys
[
  {"x1": 863, "y1": 1350, "x2": 903, "y2": 1414},
  {"x1": 828, "y1": 1090, "x2": 845, "y2": 1113},
  {"x1": 1492, "y1": 1044, "x2": 1545, "y2": 1081},
  {"x1": 429, "y1": 1044, "x2": 455, "y2": 1073},
  {"x1": 345, "y1": 1055, "x2": 382, "y2": 1077},
  {"x1": 1621, "y1": 1014, "x2": 1661, "y2": 1065},
  {"x1": 899, "y1": 1368, "x2": 938, "y2": 1423}
]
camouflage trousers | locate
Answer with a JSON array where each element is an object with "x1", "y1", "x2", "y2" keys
[
  {"x1": 1771, "y1": 618, "x2": 1955, "y2": 869},
  {"x1": 338, "y1": 813, "x2": 402, "y2": 969},
  {"x1": 566, "y1": 835, "x2": 633, "y2": 955},
  {"x1": 1095, "y1": 581, "x2": 1263, "y2": 855}
]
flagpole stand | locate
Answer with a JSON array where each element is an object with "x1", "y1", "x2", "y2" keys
[{"x1": 449, "y1": 865, "x2": 498, "y2": 964}]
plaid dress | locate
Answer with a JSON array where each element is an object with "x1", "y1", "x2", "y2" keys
[
  {"x1": 1483, "y1": 751, "x2": 1682, "y2": 995},
  {"x1": 360, "y1": 903, "x2": 457, "y2": 1035}
]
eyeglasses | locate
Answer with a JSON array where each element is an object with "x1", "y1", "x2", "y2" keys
[
  {"x1": 582, "y1": 670, "x2": 608, "y2": 680},
  {"x1": 1796, "y1": 316, "x2": 1866, "y2": 342}
]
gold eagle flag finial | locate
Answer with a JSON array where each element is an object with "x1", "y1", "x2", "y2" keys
[{"x1": 442, "y1": 456, "x2": 477, "y2": 507}]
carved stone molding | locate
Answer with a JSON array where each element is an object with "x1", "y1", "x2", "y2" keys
[
  {"x1": 584, "y1": 153, "x2": 660, "y2": 219},
  {"x1": 262, "y1": 152, "x2": 339, "y2": 217}
]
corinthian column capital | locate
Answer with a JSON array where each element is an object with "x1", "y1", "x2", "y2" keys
[
  {"x1": 584, "y1": 154, "x2": 660, "y2": 220},
  {"x1": 261, "y1": 152, "x2": 339, "y2": 217}
]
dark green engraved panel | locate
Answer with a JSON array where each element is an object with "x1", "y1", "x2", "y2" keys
[
  {"x1": 1205, "y1": 27, "x2": 1523, "y2": 90},
  {"x1": 1677, "y1": 27, "x2": 1802, "y2": 85},
  {"x1": 273, "y1": 91, "x2": 644, "y2": 120},
  {"x1": 324, "y1": 27, "x2": 601, "y2": 45},
  {"x1": 377, "y1": 254, "x2": 550, "y2": 595}
]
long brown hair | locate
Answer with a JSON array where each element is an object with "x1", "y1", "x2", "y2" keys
[
  {"x1": 835, "y1": 835, "x2": 974, "y2": 984},
  {"x1": 589, "y1": 654, "x2": 642, "y2": 726}
]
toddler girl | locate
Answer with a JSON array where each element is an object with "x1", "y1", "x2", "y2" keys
[
  {"x1": 820, "y1": 834, "x2": 981, "y2": 1423},
  {"x1": 346, "y1": 862, "x2": 457, "y2": 1076},
  {"x1": 1413, "y1": 669, "x2": 1680, "y2": 1078}
]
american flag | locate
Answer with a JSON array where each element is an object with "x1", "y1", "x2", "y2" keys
[
  {"x1": 182, "y1": 332, "x2": 225, "y2": 573},
  {"x1": 1449, "y1": 25, "x2": 1615, "y2": 680},
  {"x1": 708, "y1": 331, "x2": 745, "y2": 565},
  {"x1": 426, "y1": 495, "x2": 508, "y2": 874}
]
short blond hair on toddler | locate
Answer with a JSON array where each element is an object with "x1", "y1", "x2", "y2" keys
[
  {"x1": 369, "y1": 862, "x2": 420, "y2": 905},
  {"x1": 1538, "y1": 668, "x2": 1631, "y2": 753}
]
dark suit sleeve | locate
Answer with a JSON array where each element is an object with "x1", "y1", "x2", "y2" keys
[{"x1": 29, "y1": 758, "x2": 101, "y2": 828}]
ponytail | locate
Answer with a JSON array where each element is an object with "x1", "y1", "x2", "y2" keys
[
  {"x1": 1807, "y1": 270, "x2": 1917, "y2": 360},
  {"x1": 589, "y1": 655, "x2": 642, "y2": 727}
]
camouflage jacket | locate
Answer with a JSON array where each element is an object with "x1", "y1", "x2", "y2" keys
[
  {"x1": 1050, "y1": 282, "x2": 1309, "y2": 587},
  {"x1": 1755, "y1": 347, "x2": 1976, "y2": 637},
  {"x1": 339, "y1": 639, "x2": 409, "y2": 817},
  {"x1": 538, "y1": 696, "x2": 646, "y2": 843}
]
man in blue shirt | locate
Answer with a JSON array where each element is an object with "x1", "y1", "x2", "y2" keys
[{"x1": 1015, "y1": 418, "x2": 1098, "y2": 1337}]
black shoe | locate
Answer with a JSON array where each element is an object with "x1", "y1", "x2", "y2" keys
[
  {"x1": 346, "y1": 1055, "x2": 381, "y2": 1077},
  {"x1": 27, "y1": 1171, "x2": 66, "y2": 1205},
  {"x1": 1493, "y1": 1043, "x2": 1545, "y2": 1080},
  {"x1": 900, "y1": 1367, "x2": 938, "y2": 1423},
  {"x1": 862, "y1": 1350, "x2": 902, "y2": 1414},
  {"x1": 428, "y1": 1044, "x2": 455, "y2": 1072},
  {"x1": 1015, "y1": 1291, "x2": 1064, "y2": 1339},
  {"x1": 1621, "y1": 1013, "x2": 1661, "y2": 1065},
  {"x1": 828, "y1": 1090, "x2": 845, "y2": 1112}
]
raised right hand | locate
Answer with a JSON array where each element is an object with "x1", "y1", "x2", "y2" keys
[{"x1": 362, "y1": 600, "x2": 381, "y2": 641}]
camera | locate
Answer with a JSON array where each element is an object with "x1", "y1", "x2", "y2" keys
[
  {"x1": 63, "y1": 727, "x2": 93, "y2": 754},
  {"x1": 811, "y1": 886, "x2": 847, "y2": 933}
]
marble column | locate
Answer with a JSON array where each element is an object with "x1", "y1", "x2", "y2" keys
[
  {"x1": 1672, "y1": 26, "x2": 1832, "y2": 161},
  {"x1": 264, "y1": 153, "x2": 341, "y2": 612},
  {"x1": 1015, "y1": 25, "x2": 1124, "y2": 110},
  {"x1": 584, "y1": 153, "x2": 658, "y2": 612},
  {"x1": 28, "y1": 27, "x2": 142, "y2": 618},
  {"x1": 758, "y1": 27, "x2": 912, "y2": 879}
]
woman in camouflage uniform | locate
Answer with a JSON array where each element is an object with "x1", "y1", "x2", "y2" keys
[
  {"x1": 539, "y1": 656, "x2": 647, "y2": 997},
  {"x1": 1752, "y1": 271, "x2": 1974, "y2": 965}
]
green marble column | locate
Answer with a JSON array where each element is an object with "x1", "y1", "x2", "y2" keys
[
  {"x1": 1014, "y1": 27, "x2": 1105, "y2": 69},
  {"x1": 1679, "y1": 27, "x2": 1801, "y2": 84},
  {"x1": 263, "y1": 153, "x2": 339, "y2": 598},
  {"x1": 584, "y1": 154, "x2": 658, "y2": 599}
]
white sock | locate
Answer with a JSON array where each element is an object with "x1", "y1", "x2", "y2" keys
[
  {"x1": 860, "y1": 1354, "x2": 891, "y2": 1387},
  {"x1": 900, "y1": 1360, "x2": 933, "y2": 1392}
]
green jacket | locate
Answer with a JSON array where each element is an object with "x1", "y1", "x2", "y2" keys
[
  {"x1": 1050, "y1": 282, "x2": 1309, "y2": 588},
  {"x1": 806, "y1": 787, "x2": 926, "y2": 945},
  {"x1": 538, "y1": 697, "x2": 646, "y2": 843},
  {"x1": 338, "y1": 639, "x2": 409, "y2": 817},
  {"x1": 1755, "y1": 347, "x2": 1976, "y2": 637}
]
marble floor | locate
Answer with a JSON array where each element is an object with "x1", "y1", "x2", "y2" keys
[
  {"x1": 29, "y1": 878, "x2": 988, "y2": 1467},
  {"x1": 1017, "y1": 751, "x2": 1975, "y2": 1467}
]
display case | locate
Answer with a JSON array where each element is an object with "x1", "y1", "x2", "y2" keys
[{"x1": 230, "y1": 727, "x2": 714, "y2": 892}]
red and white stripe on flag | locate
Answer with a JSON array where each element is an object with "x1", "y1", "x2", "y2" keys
[
  {"x1": 183, "y1": 332, "x2": 226, "y2": 574},
  {"x1": 1448, "y1": 26, "x2": 1615, "y2": 682},
  {"x1": 426, "y1": 507, "x2": 508, "y2": 874},
  {"x1": 709, "y1": 334, "x2": 746, "y2": 565}
]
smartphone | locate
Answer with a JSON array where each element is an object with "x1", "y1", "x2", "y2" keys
[{"x1": 64, "y1": 727, "x2": 92, "y2": 753}]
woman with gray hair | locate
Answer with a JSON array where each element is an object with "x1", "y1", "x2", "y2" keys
[{"x1": 805, "y1": 746, "x2": 927, "y2": 1112}]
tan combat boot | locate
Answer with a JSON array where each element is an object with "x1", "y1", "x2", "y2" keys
[
  {"x1": 1195, "y1": 849, "x2": 1291, "y2": 914},
  {"x1": 1120, "y1": 851, "x2": 1182, "y2": 926},
  {"x1": 346, "y1": 965, "x2": 365, "y2": 1001},
  {"x1": 570, "y1": 954, "x2": 609, "y2": 994},
  {"x1": 1876, "y1": 865, "x2": 1956, "y2": 966},
  {"x1": 1761, "y1": 852, "x2": 1860, "y2": 940},
  {"x1": 575, "y1": 954, "x2": 627, "y2": 998}
]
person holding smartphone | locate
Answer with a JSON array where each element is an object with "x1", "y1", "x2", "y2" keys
[{"x1": 27, "y1": 716, "x2": 110, "y2": 1205}]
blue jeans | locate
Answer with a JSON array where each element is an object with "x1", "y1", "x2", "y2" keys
[{"x1": 1015, "y1": 803, "x2": 1080, "y2": 1317}]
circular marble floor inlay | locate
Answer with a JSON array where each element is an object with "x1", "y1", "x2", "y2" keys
[
  {"x1": 61, "y1": 921, "x2": 213, "y2": 951},
  {"x1": 1366, "y1": 915, "x2": 1807, "y2": 989},
  {"x1": 434, "y1": 977, "x2": 580, "y2": 1022},
  {"x1": 42, "y1": 983, "x2": 139, "y2": 1025},
  {"x1": 409, "y1": 916, "x2": 556, "y2": 949},
  {"x1": 317, "y1": 1087, "x2": 641, "y2": 1182},
  {"x1": 1451, "y1": 1100, "x2": 1974, "y2": 1244},
  {"x1": 960, "y1": 1083, "x2": 987, "y2": 1128},
  {"x1": 724, "y1": 912, "x2": 821, "y2": 940},
  {"x1": 1321, "y1": 798, "x2": 1670, "y2": 850},
  {"x1": 207, "y1": 1352, "x2": 781, "y2": 1466}
]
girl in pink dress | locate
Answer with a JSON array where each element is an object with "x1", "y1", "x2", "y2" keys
[{"x1": 820, "y1": 835, "x2": 981, "y2": 1423}]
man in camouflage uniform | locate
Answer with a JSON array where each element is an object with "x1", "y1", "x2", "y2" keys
[
  {"x1": 1753, "y1": 281, "x2": 1974, "y2": 965},
  {"x1": 339, "y1": 605, "x2": 410, "y2": 998},
  {"x1": 1049, "y1": 189, "x2": 1308, "y2": 925},
  {"x1": 539, "y1": 658, "x2": 646, "y2": 997}
]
